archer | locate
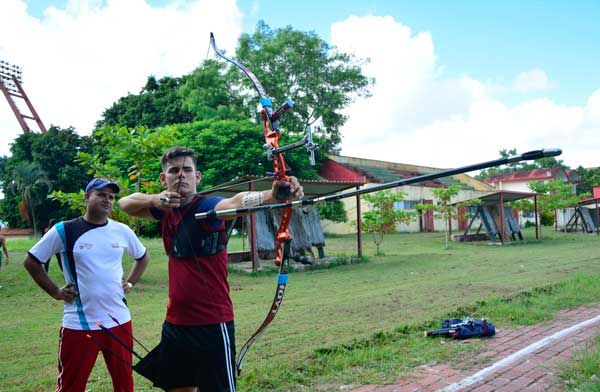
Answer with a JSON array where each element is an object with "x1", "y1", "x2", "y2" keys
[{"x1": 118, "y1": 146, "x2": 303, "y2": 392}]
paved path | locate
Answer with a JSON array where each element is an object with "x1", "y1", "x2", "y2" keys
[{"x1": 350, "y1": 304, "x2": 600, "y2": 392}]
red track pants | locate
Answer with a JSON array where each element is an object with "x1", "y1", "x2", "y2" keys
[{"x1": 56, "y1": 321, "x2": 134, "y2": 392}]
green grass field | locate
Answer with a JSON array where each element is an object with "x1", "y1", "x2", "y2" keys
[
  {"x1": 1, "y1": 227, "x2": 599, "y2": 391},
  {"x1": 559, "y1": 332, "x2": 600, "y2": 391}
]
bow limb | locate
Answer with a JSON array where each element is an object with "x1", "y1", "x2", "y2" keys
[{"x1": 210, "y1": 33, "x2": 269, "y2": 101}]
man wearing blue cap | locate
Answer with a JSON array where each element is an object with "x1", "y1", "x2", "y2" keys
[{"x1": 24, "y1": 177, "x2": 149, "y2": 392}]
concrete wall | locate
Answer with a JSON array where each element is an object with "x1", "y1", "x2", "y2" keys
[
  {"x1": 495, "y1": 181, "x2": 532, "y2": 192},
  {"x1": 492, "y1": 174, "x2": 576, "y2": 194}
]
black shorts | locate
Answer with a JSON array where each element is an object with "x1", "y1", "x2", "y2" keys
[{"x1": 133, "y1": 320, "x2": 236, "y2": 391}]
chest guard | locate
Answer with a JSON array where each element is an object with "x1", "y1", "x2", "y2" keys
[{"x1": 170, "y1": 205, "x2": 227, "y2": 258}]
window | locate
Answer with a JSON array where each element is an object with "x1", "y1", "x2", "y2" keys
[
  {"x1": 467, "y1": 206, "x2": 479, "y2": 215},
  {"x1": 394, "y1": 200, "x2": 419, "y2": 210}
]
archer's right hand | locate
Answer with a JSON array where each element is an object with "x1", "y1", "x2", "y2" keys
[{"x1": 157, "y1": 191, "x2": 182, "y2": 209}]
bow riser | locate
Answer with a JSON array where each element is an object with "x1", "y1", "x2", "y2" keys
[{"x1": 261, "y1": 107, "x2": 293, "y2": 266}]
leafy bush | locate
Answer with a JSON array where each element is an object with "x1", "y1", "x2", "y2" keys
[
  {"x1": 318, "y1": 200, "x2": 347, "y2": 222},
  {"x1": 540, "y1": 211, "x2": 555, "y2": 226}
]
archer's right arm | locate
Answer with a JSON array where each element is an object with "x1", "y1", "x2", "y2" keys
[
  {"x1": 24, "y1": 229, "x2": 76, "y2": 303},
  {"x1": 24, "y1": 254, "x2": 77, "y2": 303},
  {"x1": 118, "y1": 192, "x2": 167, "y2": 219}
]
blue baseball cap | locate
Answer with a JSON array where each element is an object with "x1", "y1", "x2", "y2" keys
[{"x1": 85, "y1": 178, "x2": 120, "y2": 194}]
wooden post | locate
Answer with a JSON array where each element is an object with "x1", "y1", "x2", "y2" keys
[
  {"x1": 499, "y1": 192, "x2": 505, "y2": 245},
  {"x1": 534, "y1": 195, "x2": 539, "y2": 240},
  {"x1": 595, "y1": 199, "x2": 600, "y2": 235},
  {"x1": 356, "y1": 186, "x2": 362, "y2": 257}
]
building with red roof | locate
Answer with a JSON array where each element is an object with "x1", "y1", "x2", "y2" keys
[
  {"x1": 481, "y1": 168, "x2": 581, "y2": 193},
  {"x1": 318, "y1": 155, "x2": 494, "y2": 234}
]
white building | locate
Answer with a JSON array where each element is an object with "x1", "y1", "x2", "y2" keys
[{"x1": 318, "y1": 155, "x2": 494, "y2": 234}]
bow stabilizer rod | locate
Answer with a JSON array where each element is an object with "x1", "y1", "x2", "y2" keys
[{"x1": 196, "y1": 148, "x2": 562, "y2": 220}]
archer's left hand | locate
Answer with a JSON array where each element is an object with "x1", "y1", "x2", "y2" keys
[{"x1": 272, "y1": 176, "x2": 304, "y2": 201}]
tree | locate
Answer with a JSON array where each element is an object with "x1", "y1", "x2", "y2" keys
[
  {"x1": 317, "y1": 200, "x2": 348, "y2": 223},
  {"x1": 97, "y1": 75, "x2": 194, "y2": 129},
  {"x1": 31, "y1": 126, "x2": 93, "y2": 191},
  {"x1": 8, "y1": 163, "x2": 52, "y2": 234},
  {"x1": 51, "y1": 125, "x2": 178, "y2": 234},
  {"x1": 0, "y1": 126, "x2": 92, "y2": 229},
  {"x1": 176, "y1": 119, "x2": 320, "y2": 188},
  {"x1": 528, "y1": 180, "x2": 587, "y2": 230},
  {"x1": 359, "y1": 190, "x2": 414, "y2": 255},
  {"x1": 233, "y1": 21, "x2": 373, "y2": 152},
  {"x1": 83, "y1": 125, "x2": 176, "y2": 193},
  {"x1": 575, "y1": 166, "x2": 600, "y2": 196},
  {"x1": 478, "y1": 148, "x2": 569, "y2": 179},
  {"x1": 416, "y1": 185, "x2": 480, "y2": 249},
  {"x1": 179, "y1": 61, "x2": 248, "y2": 121}
]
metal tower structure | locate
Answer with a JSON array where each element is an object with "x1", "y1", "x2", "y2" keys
[{"x1": 0, "y1": 60, "x2": 47, "y2": 133}]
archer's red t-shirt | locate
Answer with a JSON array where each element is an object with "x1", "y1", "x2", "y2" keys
[{"x1": 152, "y1": 196, "x2": 233, "y2": 326}]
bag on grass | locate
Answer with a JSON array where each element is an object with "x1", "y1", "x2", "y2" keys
[{"x1": 425, "y1": 317, "x2": 495, "y2": 339}]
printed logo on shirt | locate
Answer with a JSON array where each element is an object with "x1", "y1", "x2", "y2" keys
[
  {"x1": 111, "y1": 243, "x2": 128, "y2": 248},
  {"x1": 79, "y1": 243, "x2": 93, "y2": 250}
]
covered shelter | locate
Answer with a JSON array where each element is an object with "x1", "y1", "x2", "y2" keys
[
  {"x1": 200, "y1": 176, "x2": 364, "y2": 270},
  {"x1": 564, "y1": 197, "x2": 600, "y2": 235},
  {"x1": 454, "y1": 190, "x2": 540, "y2": 244}
]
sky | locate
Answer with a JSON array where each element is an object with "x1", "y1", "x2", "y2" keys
[{"x1": 1, "y1": 0, "x2": 600, "y2": 171}]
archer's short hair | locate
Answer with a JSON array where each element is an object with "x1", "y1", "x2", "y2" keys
[{"x1": 161, "y1": 147, "x2": 196, "y2": 171}]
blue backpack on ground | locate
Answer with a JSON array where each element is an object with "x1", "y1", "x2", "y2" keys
[{"x1": 425, "y1": 318, "x2": 495, "y2": 339}]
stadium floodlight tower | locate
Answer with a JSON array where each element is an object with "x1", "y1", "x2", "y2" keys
[{"x1": 0, "y1": 59, "x2": 47, "y2": 133}]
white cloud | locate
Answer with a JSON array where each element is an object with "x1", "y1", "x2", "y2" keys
[
  {"x1": 584, "y1": 88, "x2": 600, "y2": 125},
  {"x1": 0, "y1": 0, "x2": 242, "y2": 157},
  {"x1": 484, "y1": 67, "x2": 556, "y2": 95},
  {"x1": 332, "y1": 15, "x2": 599, "y2": 169},
  {"x1": 512, "y1": 68, "x2": 554, "y2": 92},
  {"x1": 331, "y1": 15, "x2": 438, "y2": 141}
]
